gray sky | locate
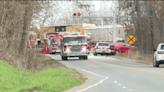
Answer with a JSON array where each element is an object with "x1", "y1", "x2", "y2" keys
[
  {"x1": 31, "y1": 1, "x2": 116, "y2": 27},
  {"x1": 92, "y1": 1, "x2": 114, "y2": 11},
  {"x1": 92, "y1": 1, "x2": 100, "y2": 11}
]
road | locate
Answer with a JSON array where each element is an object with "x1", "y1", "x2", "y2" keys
[{"x1": 48, "y1": 54, "x2": 164, "y2": 92}]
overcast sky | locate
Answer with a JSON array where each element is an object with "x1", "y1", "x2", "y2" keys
[
  {"x1": 92, "y1": 1, "x2": 100, "y2": 11},
  {"x1": 31, "y1": 1, "x2": 116, "y2": 27},
  {"x1": 92, "y1": 1, "x2": 114, "y2": 11}
]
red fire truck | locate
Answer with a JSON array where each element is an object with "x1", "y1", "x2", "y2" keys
[{"x1": 42, "y1": 32, "x2": 62, "y2": 54}]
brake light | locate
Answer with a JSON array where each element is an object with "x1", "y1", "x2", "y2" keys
[
  {"x1": 158, "y1": 51, "x2": 164, "y2": 54},
  {"x1": 63, "y1": 45, "x2": 66, "y2": 51}
]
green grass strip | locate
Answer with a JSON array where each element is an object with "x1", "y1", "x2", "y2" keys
[{"x1": 0, "y1": 61, "x2": 82, "y2": 92}]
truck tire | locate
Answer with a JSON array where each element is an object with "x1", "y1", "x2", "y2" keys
[
  {"x1": 84, "y1": 56, "x2": 88, "y2": 60},
  {"x1": 79, "y1": 57, "x2": 82, "y2": 60},
  {"x1": 62, "y1": 56, "x2": 67, "y2": 60},
  {"x1": 153, "y1": 57, "x2": 159, "y2": 67},
  {"x1": 93, "y1": 50, "x2": 97, "y2": 56},
  {"x1": 64, "y1": 57, "x2": 67, "y2": 60},
  {"x1": 94, "y1": 51, "x2": 97, "y2": 56}
]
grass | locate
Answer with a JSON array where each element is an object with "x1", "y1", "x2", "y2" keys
[
  {"x1": 0, "y1": 60, "x2": 82, "y2": 92},
  {"x1": 114, "y1": 50, "x2": 153, "y2": 64}
]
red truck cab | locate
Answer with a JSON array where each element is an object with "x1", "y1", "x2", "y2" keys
[{"x1": 42, "y1": 33, "x2": 62, "y2": 54}]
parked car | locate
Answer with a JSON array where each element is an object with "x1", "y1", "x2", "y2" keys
[
  {"x1": 111, "y1": 42, "x2": 136, "y2": 53},
  {"x1": 93, "y1": 42, "x2": 115, "y2": 56},
  {"x1": 153, "y1": 43, "x2": 164, "y2": 67}
]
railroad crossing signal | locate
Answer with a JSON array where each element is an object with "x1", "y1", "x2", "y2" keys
[
  {"x1": 127, "y1": 35, "x2": 135, "y2": 44},
  {"x1": 78, "y1": 13, "x2": 81, "y2": 16},
  {"x1": 73, "y1": 13, "x2": 76, "y2": 16},
  {"x1": 73, "y1": 13, "x2": 81, "y2": 16}
]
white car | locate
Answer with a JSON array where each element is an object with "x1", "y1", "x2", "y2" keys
[
  {"x1": 153, "y1": 43, "x2": 164, "y2": 67},
  {"x1": 93, "y1": 42, "x2": 111, "y2": 56}
]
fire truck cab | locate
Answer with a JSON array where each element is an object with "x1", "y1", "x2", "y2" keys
[
  {"x1": 60, "y1": 32, "x2": 89, "y2": 60},
  {"x1": 43, "y1": 33, "x2": 62, "y2": 54}
]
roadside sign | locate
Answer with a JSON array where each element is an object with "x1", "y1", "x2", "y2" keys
[{"x1": 127, "y1": 35, "x2": 135, "y2": 44}]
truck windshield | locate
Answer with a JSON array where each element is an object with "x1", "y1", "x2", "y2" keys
[
  {"x1": 51, "y1": 39, "x2": 60, "y2": 44},
  {"x1": 122, "y1": 43, "x2": 131, "y2": 47},
  {"x1": 98, "y1": 43, "x2": 109, "y2": 46},
  {"x1": 63, "y1": 37, "x2": 87, "y2": 44}
]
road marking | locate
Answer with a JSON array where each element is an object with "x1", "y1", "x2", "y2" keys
[
  {"x1": 115, "y1": 81, "x2": 131, "y2": 91},
  {"x1": 90, "y1": 59, "x2": 164, "y2": 76},
  {"x1": 77, "y1": 68, "x2": 107, "y2": 78},
  {"x1": 128, "y1": 89, "x2": 133, "y2": 91},
  {"x1": 123, "y1": 86, "x2": 126, "y2": 88},
  {"x1": 76, "y1": 68, "x2": 108, "y2": 92}
]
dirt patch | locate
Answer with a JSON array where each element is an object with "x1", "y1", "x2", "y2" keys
[
  {"x1": 69, "y1": 73, "x2": 87, "y2": 82},
  {"x1": 34, "y1": 55, "x2": 67, "y2": 72},
  {"x1": 34, "y1": 49, "x2": 87, "y2": 82},
  {"x1": 27, "y1": 87, "x2": 41, "y2": 92}
]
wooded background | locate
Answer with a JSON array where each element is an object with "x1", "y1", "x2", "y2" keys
[{"x1": 118, "y1": 0, "x2": 164, "y2": 55}]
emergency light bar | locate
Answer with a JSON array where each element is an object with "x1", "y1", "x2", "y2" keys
[{"x1": 63, "y1": 32, "x2": 85, "y2": 36}]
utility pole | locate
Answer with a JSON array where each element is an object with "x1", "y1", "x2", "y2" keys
[{"x1": 102, "y1": 11, "x2": 104, "y2": 26}]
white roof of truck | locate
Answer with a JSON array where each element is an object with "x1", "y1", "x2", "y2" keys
[{"x1": 85, "y1": 24, "x2": 124, "y2": 29}]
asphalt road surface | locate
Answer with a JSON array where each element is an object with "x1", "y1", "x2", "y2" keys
[{"x1": 47, "y1": 54, "x2": 164, "y2": 92}]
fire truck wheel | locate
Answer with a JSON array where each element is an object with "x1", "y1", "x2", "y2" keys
[
  {"x1": 85, "y1": 56, "x2": 88, "y2": 60},
  {"x1": 83, "y1": 56, "x2": 88, "y2": 60},
  {"x1": 94, "y1": 52, "x2": 97, "y2": 56},
  {"x1": 79, "y1": 57, "x2": 82, "y2": 60},
  {"x1": 65, "y1": 57, "x2": 68, "y2": 60},
  {"x1": 62, "y1": 56, "x2": 66, "y2": 60},
  {"x1": 63, "y1": 56, "x2": 67, "y2": 60}
]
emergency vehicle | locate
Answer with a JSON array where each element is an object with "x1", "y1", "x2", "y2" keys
[
  {"x1": 60, "y1": 32, "x2": 91, "y2": 60},
  {"x1": 42, "y1": 32, "x2": 62, "y2": 54}
]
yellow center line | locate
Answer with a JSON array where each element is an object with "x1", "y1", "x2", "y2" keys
[{"x1": 90, "y1": 59, "x2": 164, "y2": 75}]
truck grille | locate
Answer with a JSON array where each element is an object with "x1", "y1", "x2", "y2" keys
[{"x1": 71, "y1": 45, "x2": 80, "y2": 52}]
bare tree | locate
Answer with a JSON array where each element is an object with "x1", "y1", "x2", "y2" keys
[
  {"x1": 118, "y1": 1, "x2": 164, "y2": 55},
  {"x1": 0, "y1": 0, "x2": 54, "y2": 70},
  {"x1": 31, "y1": 1, "x2": 60, "y2": 27}
]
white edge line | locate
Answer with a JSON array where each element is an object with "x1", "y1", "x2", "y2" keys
[
  {"x1": 76, "y1": 68, "x2": 108, "y2": 92},
  {"x1": 118, "y1": 83, "x2": 122, "y2": 86},
  {"x1": 128, "y1": 89, "x2": 133, "y2": 91},
  {"x1": 123, "y1": 86, "x2": 126, "y2": 88},
  {"x1": 77, "y1": 68, "x2": 107, "y2": 78}
]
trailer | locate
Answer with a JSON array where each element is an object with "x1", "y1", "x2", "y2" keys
[{"x1": 85, "y1": 24, "x2": 125, "y2": 43}]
